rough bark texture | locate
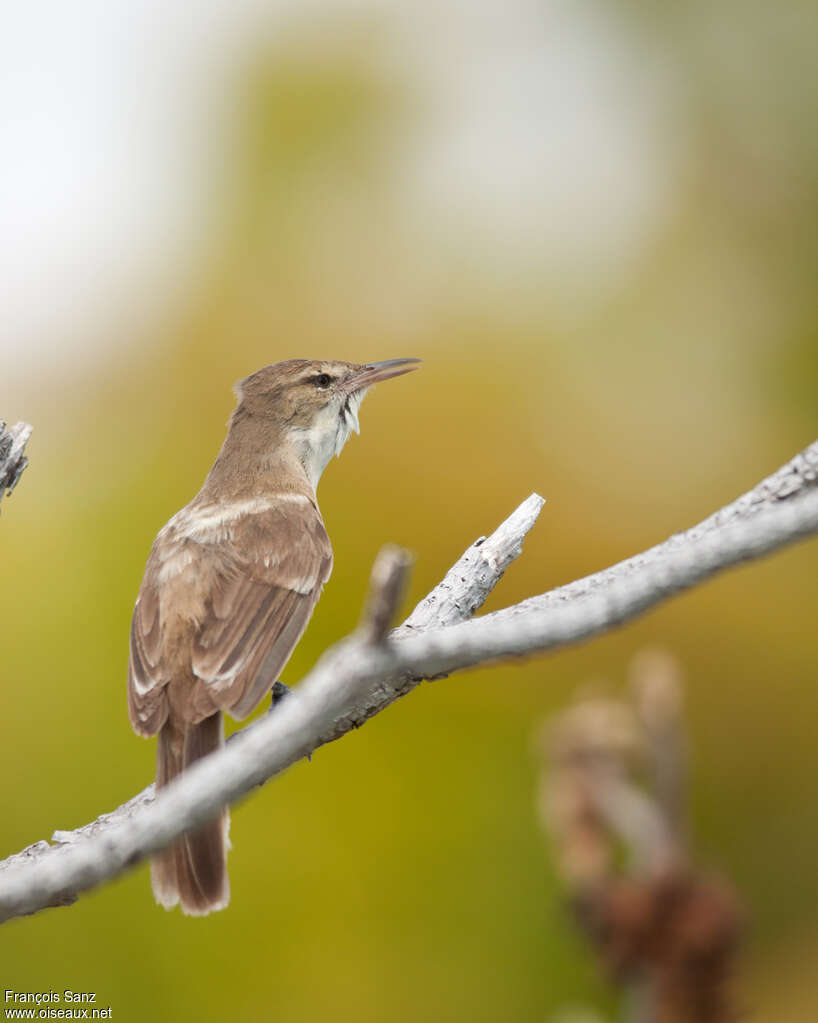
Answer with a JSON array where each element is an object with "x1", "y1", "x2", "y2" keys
[
  {"x1": 0, "y1": 420, "x2": 32, "y2": 505},
  {"x1": 488, "y1": 438, "x2": 818, "y2": 624}
]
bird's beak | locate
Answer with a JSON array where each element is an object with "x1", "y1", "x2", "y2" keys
[{"x1": 343, "y1": 358, "x2": 421, "y2": 394}]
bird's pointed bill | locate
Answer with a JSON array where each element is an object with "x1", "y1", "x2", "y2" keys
[{"x1": 343, "y1": 358, "x2": 421, "y2": 394}]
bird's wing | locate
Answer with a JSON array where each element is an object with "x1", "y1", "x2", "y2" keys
[
  {"x1": 128, "y1": 496, "x2": 333, "y2": 733},
  {"x1": 191, "y1": 500, "x2": 333, "y2": 718},
  {"x1": 129, "y1": 562, "x2": 172, "y2": 736}
]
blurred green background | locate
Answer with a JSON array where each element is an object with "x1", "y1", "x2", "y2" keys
[{"x1": 2, "y1": 2, "x2": 817, "y2": 1020}]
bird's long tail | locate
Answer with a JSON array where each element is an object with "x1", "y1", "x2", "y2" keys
[{"x1": 151, "y1": 713, "x2": 230, "y2": 915}]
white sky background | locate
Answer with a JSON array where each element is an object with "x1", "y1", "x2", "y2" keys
[{"x1": 1, "y1": 0, "x2": 677, "y2": 387}]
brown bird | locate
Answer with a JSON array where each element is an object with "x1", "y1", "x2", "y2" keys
[{"x1": 128, "y1": 358, "x2": 420, "y2": 915}]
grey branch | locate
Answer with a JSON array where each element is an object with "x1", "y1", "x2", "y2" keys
[
  {"x1": 0, "y1": 420, "x2": 33, "y2": 504},
  {"x1": 1, "y1": 441, "x2": 817, "y2": 923},
  {"x1": 486, "y1": 437, "x2": 818, "y2": 625}
]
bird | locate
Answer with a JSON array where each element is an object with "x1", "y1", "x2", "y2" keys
[{"x1": 127, "y1": 357, "x2": 420, "y2": 915}]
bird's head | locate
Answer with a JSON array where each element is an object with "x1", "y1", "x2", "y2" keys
[{"x1": 234, "y1": 358, "x2": 421, "y2": 488}]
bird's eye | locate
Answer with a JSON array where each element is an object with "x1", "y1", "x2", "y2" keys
[{"x1": 313, "y1": 373, "x2": 332, "y2": 389}]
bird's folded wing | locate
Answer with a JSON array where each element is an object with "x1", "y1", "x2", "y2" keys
[
  {"x1": 129, "y1": 579, "x2": 169, "y2": 735},
  {"x1": 128, "y1": 498, "x2": 333, "y2": 732}
]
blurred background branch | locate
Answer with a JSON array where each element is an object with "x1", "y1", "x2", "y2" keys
[{"x1": 538, "y1": 650, "x2": 743, "y2": 1023}]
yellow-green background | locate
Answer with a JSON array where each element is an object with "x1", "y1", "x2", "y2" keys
[{"x1": 2, "y1": 5, "x2": 818, "y2": 1021}]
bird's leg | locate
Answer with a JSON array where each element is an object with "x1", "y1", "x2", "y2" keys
[
  {"x1": 267, "y1": 680, "x2": 311, "y2": 761},
  {"x1": 225, "y1": 681, "x2": 290, "y2": 749}
]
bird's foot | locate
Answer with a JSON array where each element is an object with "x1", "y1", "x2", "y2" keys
[{"x1": 271, "y1": 680, "x2": 291, "y2": 707}]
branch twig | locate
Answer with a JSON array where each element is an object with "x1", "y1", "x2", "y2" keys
[
  {"x1": 358, "y1": 545, "x2": 413, "y2": 644},
  {"x1": 0, "y1": 420, "x2": 32, "y2": 505}
]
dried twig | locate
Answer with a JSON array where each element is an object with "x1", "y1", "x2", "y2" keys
[{"x1": 0, "y1": 420, "x2": 32, "y2": 505}]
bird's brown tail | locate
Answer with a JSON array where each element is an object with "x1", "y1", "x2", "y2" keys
[{"x1": 151, "y1": 713, "x2": 230, "y2": 916}]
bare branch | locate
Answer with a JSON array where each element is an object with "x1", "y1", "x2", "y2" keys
[
  {"x1": 0, "y1": 420, "x2": 33, "y2": 505},
  {"x1": 401, "y1": 493, "x2": 546, "y2": 630},
  {"x1": 488, "y1": 438, "x2": 818, "y2": 625},
  {"x1": 1, "y1": 440, "x2": 816, "y2": 923},
  {"x1": 388, "y1": 484, "x2": 818, "y2": 678}
]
